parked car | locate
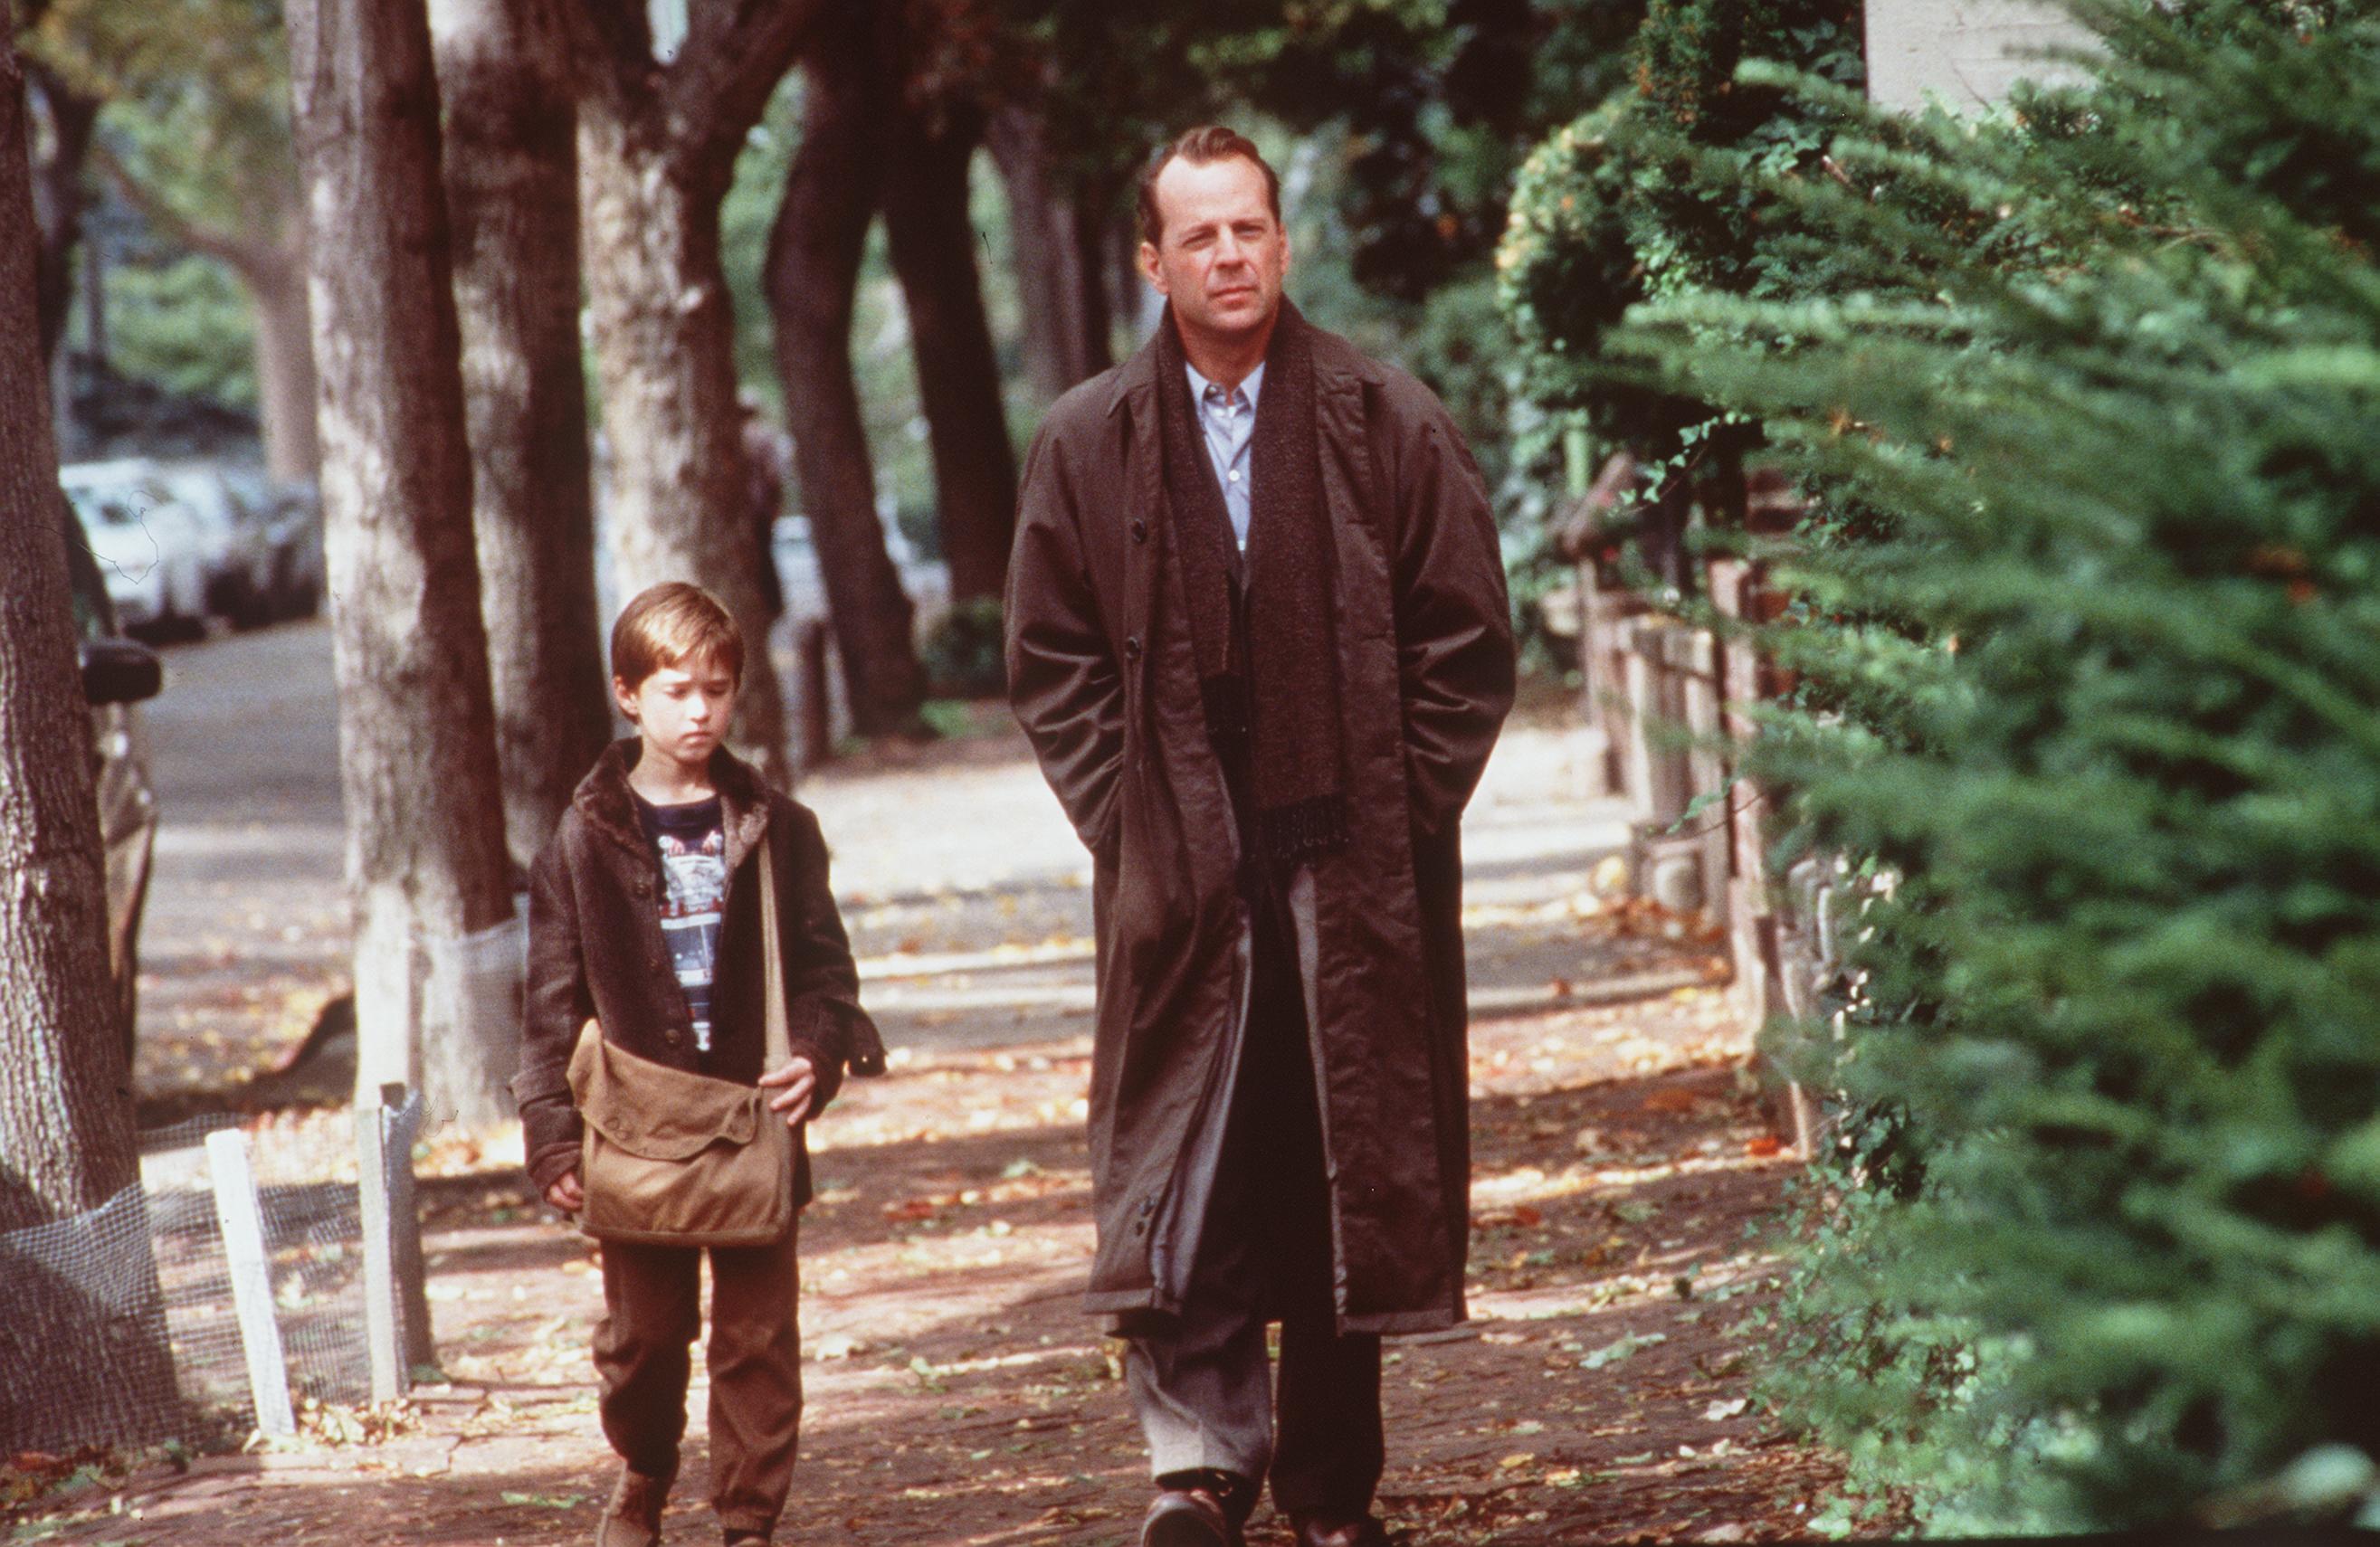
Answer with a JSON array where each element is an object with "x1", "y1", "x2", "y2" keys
[
  {"x1": 218, "y1": 464, "x2": 324, "y2": 621},
  {"x1": 155, "y1": 462, "x2": 279, "y2": 629},
  {"x1": 61, "y1": 494, "x2": 165, "y2": 1064},
  {"x1": 62, "y1": 460, "x2": 210, "y2": 641}
]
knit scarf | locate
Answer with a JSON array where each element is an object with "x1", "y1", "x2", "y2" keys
[{"x1": 1154, "y1": 299, "x2": 1349, "y2": 868}]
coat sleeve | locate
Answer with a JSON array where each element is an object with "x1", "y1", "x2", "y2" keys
[
  {"x1": 1005, "y1": 417, "x2": 1125, "y2": 852},
  {"x1": 773, "y1": 801, "x2": 886, "y2": 1120},
  {"x1": 1390, "y1": 396, "x2": 1518, "y2": 839},
  {"x1": 515, "y1": 832, "x2": 591, "y2": 1193}
]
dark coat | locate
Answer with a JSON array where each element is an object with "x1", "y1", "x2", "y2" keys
[
  {"x1": 513, "y1": 740, "x2": 885, "y2": 1204},
  {"x1": 1004, "y1": 322, "x2": 1516, "y2": 1335}
]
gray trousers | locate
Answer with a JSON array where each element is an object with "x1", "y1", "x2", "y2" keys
[{"x1": 1125, "y1": 891, "x2": 1384, "y2": 1523}]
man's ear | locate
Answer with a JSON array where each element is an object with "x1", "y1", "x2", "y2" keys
[{"x1": 1138, "y1": 240, "x2": 1168, "y2": 297}]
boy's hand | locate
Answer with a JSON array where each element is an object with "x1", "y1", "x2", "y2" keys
[
  {"x1": 545, "y1": 1169, "x2": 584, "y2": 1214},
  {"x1": 759, "y1": 1056, "x2": 816, "y2": 1127}
]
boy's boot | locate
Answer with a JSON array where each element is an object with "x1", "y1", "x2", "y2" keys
[{"x1": 595, "y1": 1466, "x2": 672, "y2": 1547}]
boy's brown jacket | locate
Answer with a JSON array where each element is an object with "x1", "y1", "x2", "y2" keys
[{"x1": 513, "y1": 738, "x2": 885, "y2": 1201}]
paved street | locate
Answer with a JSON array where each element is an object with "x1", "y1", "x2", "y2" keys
[{"x1": 130, "y1": 619, "x2": 1649, "y2": 1108}]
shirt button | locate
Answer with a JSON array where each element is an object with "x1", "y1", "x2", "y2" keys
[{"x1": 1228, "y1": 470, "x2": 1241, "y2": 481}]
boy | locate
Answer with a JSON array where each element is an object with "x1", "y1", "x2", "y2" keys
[{"x1": 514, "y1": 582, "x2": 884, "y2": 1547}]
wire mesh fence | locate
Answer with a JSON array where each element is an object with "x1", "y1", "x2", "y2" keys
[{"x1": 0, "y1": 1093, "x2": 428, "y2": 1454}]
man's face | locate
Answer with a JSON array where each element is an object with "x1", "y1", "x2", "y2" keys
[{"x1": 1138, "y1": 154, "x2": 1290, "y2": 351}]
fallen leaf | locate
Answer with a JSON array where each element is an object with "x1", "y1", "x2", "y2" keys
[
  {"x1": 1745, "y1": 1134, "x2": 1785, "y2": 1157},
  {"x1": 1580, "y1": 1332, "x2": 1667, "y2": 1370}
]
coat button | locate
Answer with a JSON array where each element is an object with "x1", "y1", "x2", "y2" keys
[
  {"x1": 664, "y1": 1029, "x2": 682, "y2": 1048},
  {"x1": 1125, "y1": 635, "x2": 1143, "y2": 660},
  {"x1": 1130, "y1": 519, "x2": 1148, "y2": 543}
]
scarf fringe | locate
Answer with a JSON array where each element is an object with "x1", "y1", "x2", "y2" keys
[{"x1": 1261, "y1": 794, "x2": 1351, "y2": 868}]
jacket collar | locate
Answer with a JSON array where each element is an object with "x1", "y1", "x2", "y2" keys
[
  {"x1": 573, "y1": 737, "x2": 770, "y2": 874},
  {"x1": 1104, "y1": 301, "x2": 1383, "y2": 420}
]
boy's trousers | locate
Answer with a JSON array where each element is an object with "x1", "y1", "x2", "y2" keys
[
  {"x1": 594, "y1": 1224, "x2": 803, "y2": 1539},
  {"x1": 1124, "y1": 881, "x2": 1385, "y2": 1523}
]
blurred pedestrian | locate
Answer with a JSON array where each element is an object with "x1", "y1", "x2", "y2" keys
[
  {"x1": 741, "y1": 397, "x2": 788, "y2": 623},
  {"x1": 1005, "y1": 126, "x2": 1517, "y2": 1547}
]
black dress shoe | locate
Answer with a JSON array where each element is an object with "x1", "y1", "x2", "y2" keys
[
  {"x1": 1291, "y1": 1513, "x2": 1392, "y2": 1547},
  {"x1": 1143, "y1": 1486, "x2": 1243, "y2": 1547}
]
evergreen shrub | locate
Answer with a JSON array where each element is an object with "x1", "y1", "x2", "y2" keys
[{"x1": 1564, "y1": 0, "x2": 2380, "y2": 1529}]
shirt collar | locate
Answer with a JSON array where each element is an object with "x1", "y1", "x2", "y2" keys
[{"x1": 1183, "y1": 358, "x2": 1265, "y2": 415}]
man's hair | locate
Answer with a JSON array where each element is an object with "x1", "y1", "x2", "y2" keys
[
  {"x1": 1136, "y1": 125, "x2": 1282, "y2": 248},
  {"x1": 610, "y1": 582, "x2": 745, "y2": 689}
]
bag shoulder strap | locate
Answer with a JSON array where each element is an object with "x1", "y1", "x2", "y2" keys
[{"x1": 757, "y1": 826, "x2": 790, "y2": 1069}]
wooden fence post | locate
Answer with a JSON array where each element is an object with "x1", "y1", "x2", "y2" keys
[
  {"x1": 356, "y1": 1083, "x2": 432, "y2": 1399},
  {"x1": 204, "y1": 1130, "x2": 296, "y2": 1437}
]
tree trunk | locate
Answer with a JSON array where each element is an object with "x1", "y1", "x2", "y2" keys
[
  {"x1": 765, "y1": 2, "x2": 927, "y2": 736},
  {"x1": 285, "y1": 0, "x2": 518, "y2": 1128},
  {"x1": 431, "y1": 0, "x2": 610, "y2": 872},
  {"x1": 0, "y1": 10, "x2": 180, "y2": 1448},
  {"x1": 985, "y1": 104, "x2": 1101, "y2": 402},
  {"x1": 25, "y1": 61, "x2": 100, "y2": 365},
  {"x1": 1110, "y1": 198, "x2": 1157, "y2": 346},
  {"x1": 93, "y1": 148, "x2": 324, "y2": 483},
  {"x1": 246, "y1": 230, "x2": 323, "y2": 482},
  {"x1": 882, "y1": 100, "x2": 1016, "y2": 604},
  {"x1": 570, "y1": 0, "x2": 819, "y2": 788},
  {"x1": 1070, "y1": 176, "x2": 1119, "y2": 375}
]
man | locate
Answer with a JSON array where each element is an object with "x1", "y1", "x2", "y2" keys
[{"x1": 1004, "y1": 127, "x2": 1516, "y2": 1547}]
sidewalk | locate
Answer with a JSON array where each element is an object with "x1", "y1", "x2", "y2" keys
[{"x1": 23, "y1": 692, "x2": 1848, "y2": 1545}]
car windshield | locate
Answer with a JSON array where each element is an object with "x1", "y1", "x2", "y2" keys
[{"x1": 66, "y1": 477, "x2": 177, "y2": 526}]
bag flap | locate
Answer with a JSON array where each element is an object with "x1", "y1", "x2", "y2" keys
[{"x1": 567, "y1": 1024, "x2": 761, "y2": 1161}]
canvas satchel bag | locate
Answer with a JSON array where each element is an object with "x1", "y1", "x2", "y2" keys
[{"x1": 566, "y1": 829, "x2": 795, "y2": 1247}]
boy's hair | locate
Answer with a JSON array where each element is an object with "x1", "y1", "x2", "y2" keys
[
  {"x1": 1135, "y1": 125, "x2": 1281, "y2": 248},
  {"x1": 610, "y1": 582, "x2": 745, "y2": 688}
]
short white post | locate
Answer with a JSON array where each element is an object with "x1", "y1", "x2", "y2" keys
[
  {"x1": 356, "y1": 1090, "x2": 403, "y2": 1402},
  {"x1": 205, "y1": 1129, "x2": 296, "y2": 1437}
]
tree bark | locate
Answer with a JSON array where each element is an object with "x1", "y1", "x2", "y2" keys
[
  {"x1": 285, "y1": 0, "x2": 518, "y2": 1127},
  {"x1": 568, "y1": 0, "x2": 821, "y2": 787},
  {"x1": 1070, "y1": 175, "x2": 1119, "y2": 375},
  {"x1": 765, "y1": 0, "x2": 927, "y2": 735},
  {"x1": 985, "y1": 103, "x2": 1102, "y2": 402},
  {"x1": 882, "y1": 96, "x2": 1016, "y2": 603},
  {"x1": 24, "y1": 60, "x2": 99, "y2": 365},
  {"x1": 246, "y1": 235, "x2": 323, "y2": 483},
  {"x1": 431, "y1": 0, "x2": 610, "y2": 872},
  {"x1": 0, "y1": 8, "x2": 180, "y2": 1448}
]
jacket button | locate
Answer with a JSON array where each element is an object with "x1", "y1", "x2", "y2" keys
[
  {"x1": 664, "y1": 1029, "x2": 682, "y2": 1048},
  {"x1": 1125, "y1": 635, "x2": 1143, "y2": 660},
  {"x1": 1130, "y1": 519, "x2": 1148, "y2": 543}
]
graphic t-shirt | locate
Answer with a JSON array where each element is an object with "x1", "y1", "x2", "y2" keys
[{"x1": 633, "y1": 792, "x2": 727, "y2": 1055}]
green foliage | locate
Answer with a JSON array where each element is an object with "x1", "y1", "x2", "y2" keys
[
  {"x1": 104, "y1": 251, "x2": 255, "y2": 407},
  {"x1": 1591, "y1": 0, "x2": 2380, "y2": 1529},
  {"x1": 1496, "y1": 0, "x2": 1861, "y2": 449}
]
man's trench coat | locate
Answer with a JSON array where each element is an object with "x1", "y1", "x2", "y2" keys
[{"x1": 1005, "y1": 322, "x2": 1517, "y2": 1336}]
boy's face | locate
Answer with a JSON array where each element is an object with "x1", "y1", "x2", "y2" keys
[{"x1": 614, "y1": 653, "x2": 739, "y2": 771}]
